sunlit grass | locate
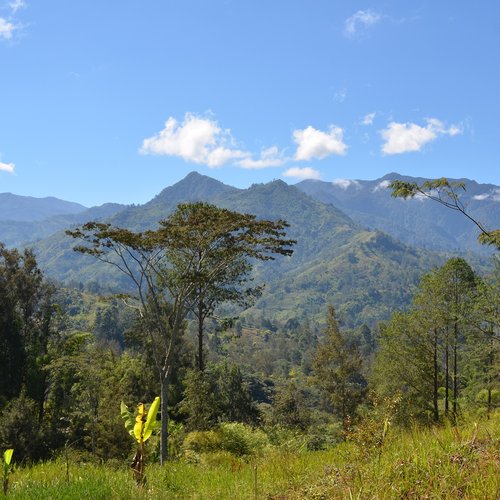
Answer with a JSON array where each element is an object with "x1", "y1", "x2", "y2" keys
[{"x1": 7, "y1": 415, "x2": 499, "y2": 499}]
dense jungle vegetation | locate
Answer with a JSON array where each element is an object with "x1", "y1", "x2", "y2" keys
[{"x1": 0, "y1": 197, "x2": 498, "y2": 498}]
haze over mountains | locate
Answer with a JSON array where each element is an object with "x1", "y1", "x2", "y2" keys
[
  {"x1": 296, "y1": 173, "x2": 499, "y2": 255},
  {"x1": 1, "y1": 172, "x2": 496, "y2": 326},
  {"x1": 2, "y1": 172, "x2": 497, "y2": 253}
]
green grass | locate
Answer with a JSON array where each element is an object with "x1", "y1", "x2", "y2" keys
[{"x1": 6, "y1": 416, "x2": 499, "y2": 499}]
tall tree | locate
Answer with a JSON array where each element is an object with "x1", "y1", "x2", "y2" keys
[
  {"x1": 312, "y1": 305, "x2": 367, "y2": 428},
  {"x1": 372, "y1": 309, "x2": 438, "y2": 423},
  {"x1": 373, "y1": 258, "x2": 479, "y2": 423},
  {"x1": 67, "y1": 223, "x2": 178, "y2": 464},
  {"x1": 437, "y1": 258, "x2": 478, "y2": 418},
  {"x1": 0, "y1": 244, "x2": 56, "y2": 418},
  {"x1": 66, "y1": 203, "x2": 294, "y2": 462},
  {"x1": 158, "y1": 202, "x2": 295, "y2": 371}
]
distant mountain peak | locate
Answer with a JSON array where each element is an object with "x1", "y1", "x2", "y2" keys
[
  {"x1": 147, "y1": 171, "x2": 239, "y2": 206},
  {"x1": 0, "y1": 193, "x2": 87, "y2": 222}
]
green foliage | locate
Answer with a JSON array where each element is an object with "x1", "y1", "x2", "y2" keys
[
  {"x1": 3, "y1": 417, "x2": 498, "y2": 498},
  {"x1": 120, "y1": 397, "x2": 160, "y2": 485},
  {"x1": 0, "y1": 394, "x2": 46, "y2": 463},
  {"x1": 2, "y1": 448, "x2": 14, "y2": 494},
  {"x1": 179, "y1": 363, "x2": 260, "y2": 431},
  {"x1": 312, "y1": 306, "x2": 367, "y2": 426},
  {"x1": 182, "y1": 423, "x2": 269, "y2": 458},
  {"x1": 372, "y1": 257, "x2": 496, "y2": 423},
  {"x1": 0, "y1": 244, "x2": 55, "y2": 410},
  {"x1": 120, "y1": 397, "x2": 160, "y2": 445},
  {"x1": 268, "y1": 382, "x2": 312, "y2": 431}
]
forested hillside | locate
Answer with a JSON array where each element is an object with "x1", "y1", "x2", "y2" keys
[
  {"x1": 0, "y1": 178, "x2": 498, "y2": 498},
  {"x1": 297, "y1": 173, "x2": 500, "y2": 254},
  {"x1": 30, "y1": 172, "x2": 446, "y2": 326}
]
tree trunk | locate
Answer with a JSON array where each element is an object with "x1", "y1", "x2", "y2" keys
[
  {"x1": 433, "y1": 328, "x2": 439, "y2": 422},
  {"x1": 160, "y1": 372, "x2": 169, "y2": 465},
  {"x1": 453, "y1": 320, "x2": 458, "y2": 418},
  {"x1": 198, "y1": 296, "x2": 204, "y2": 371},
  {"x1": 445, "y1": 328, "x2": 449, "y2": 416},
  {"x1": 487, "y1": 331, "x2": 494, "y2": 418}
]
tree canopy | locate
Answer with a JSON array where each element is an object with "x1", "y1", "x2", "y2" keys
[{"x1": 66, "y1": 202, "x2": 295, "y2": 461}]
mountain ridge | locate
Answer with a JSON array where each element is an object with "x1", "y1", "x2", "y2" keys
[
  {"x1": 296, "y1": 173, "x2": 499, "y2": 254},
  {"x1": 0, "y1": 192, "x2": 88, "y2": 222},
  {"x1": 26, "y1": 172, "x2": 451, "y2": 327}
]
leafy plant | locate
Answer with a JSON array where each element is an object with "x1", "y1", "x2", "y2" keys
[
  {"x1": 2, "y1": 448, "x2": 13, "y2": 495},
  {"x1": 121, "y1": 397, "x2": 160, "y2": 485}
]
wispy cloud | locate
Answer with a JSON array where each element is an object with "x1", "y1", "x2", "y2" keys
[
  {"x1": 473, "y1": 189, "x2": 500, "y2": 202},
  {"x1": 380, "y1": 118, "x2": 463, "y2": 155},
  {"x1": 238, "y1": 146, "x2": 286, "y2": 169},
  {"x1": 362, "y1": 112, "x2": 376, "y2": 126},
  {"x1": 333, "y1": 88, "x2": 347, "y2": 103},
  {"x1": 373, "y1": 179, "x2": 390, "y2": 192},
  {"x1": 0, "y1": 17, "x2": 15, "y2": 40},
  {"x1": 0, "y1": 161, "x2": 15, "y2": 174},
  {"x1": 293, "y1": 125, "x2": 347, "y2": 161},
  {"x1": 282, "y1": 167, "x2": 320, "y2": 180},
  {"x1": 332, "y1": 178, "x2": 360, "y2": 190},
  {"x1": 0, "y1": 1, "x2": 26, "y2": 42},
  {"x1": 344, "y1": 9, "x2": 382, "y2": 38},
  {"x1": 9, "y1": 0, "x2": 26, "y2": 14}
]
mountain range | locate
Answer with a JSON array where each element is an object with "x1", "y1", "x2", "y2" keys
[
  {"x1": 296, "y1": 173, "x2": 499, "y2": 255},
  {"x1": 1, "y1": 172, "x2": 496, "y2": 327}
]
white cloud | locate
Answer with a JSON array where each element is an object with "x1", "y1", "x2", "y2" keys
[
  {"x1": 473, "y1": 193, "x2": 489, "y2": 201},
  {"x1": 0, "y1": 161, "x2": 15, "y2": 174},
  {"x1": 140, "y1": 113, "x2": 248, "y2": 168},
  {"x1": 344, "y1": 9, "x2": 382, "y2": 38},
  {"x1": 0, "y1": 17, "x2": 15, "y2": 40},
  {"x1": 380, "y1": 118, "x2": 463, "y2": 155},
  {"x1": 293, "y1": 125, "x2": 347, "y2": 161},
  {"x1": 9, "y1": 0, "x2": 26, "y2": 14},
  {"x1": 473, "y1": 188, "x2": 500, "y2": 202},
  {"x1": 206, "y1": 147, "x2": 247, "y2": 168},
  {"x1": 282, "y1": 167, "x2": 320, "y2": 181},
  {"x1": 373, "y1": 179, "x2": 390, "y2": 192},
  {"x1": 332, "y1": 179, "x2": 360, "y2": 190},
  {"x1": 363, "y1": 112, "x2": 376, "y2": 126},
  {"x1": 238, "y1": 146, "x2": 285, "y2": 169}
]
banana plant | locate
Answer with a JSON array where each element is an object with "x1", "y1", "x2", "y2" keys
[
  {"x1": 121, "y1": 397, "x2": 160, "y2": 485},
  {"x1": 2, "y1": 449, "x2": 13, "y2": 495}
]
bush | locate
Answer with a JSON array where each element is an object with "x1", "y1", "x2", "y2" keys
[
  {"x1": 182, "y1": 423, "x2": 269, "y2": 458},
  {"x1": 262, "y1": 425, "x2": 307, "y2": 452},
  {"x1": 217, "y1": 423, "x2": 268, "y2": 456},
  {"x1": 0, "y1": 394, "x2": 48, "y2": 462},
  {"x1": 183, "y1": 430, "x2": 222, "y2": 454}
]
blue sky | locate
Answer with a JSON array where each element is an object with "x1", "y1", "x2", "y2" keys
[{"x1": 1, "y1": 1, "x2": 499, "y2": 206}]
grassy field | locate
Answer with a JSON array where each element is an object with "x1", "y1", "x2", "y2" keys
[{"x1": 5, "y1": 416, "x2": 499, "y2": 499}]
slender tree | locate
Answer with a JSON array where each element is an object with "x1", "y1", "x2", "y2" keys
[
  {"x1": 66, "y1": 223, "x2": 179, "y2": 464},
  {"x1": 157, "y1": 202, "x2": 295, "y2": 371},
  {"x1": 437, "y1": 258, "x2": 477, "y2": 418},
  {"x1": 374, "y1": 258, "x2": 479, "y2": 423},
  {"x1": 313, "y1": 305, "x2": 367, "y2": 428}
]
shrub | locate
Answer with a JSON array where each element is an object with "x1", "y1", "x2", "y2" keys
[
  {"x1": 182, "y1": 423, "x2": 269, "y2": 458},
  {"x1": 217, "y1": 423, "x2": 268, "y2": 456},
  {"x1": 182, "y1": 430, "x2": 222, "y2": 454}
]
